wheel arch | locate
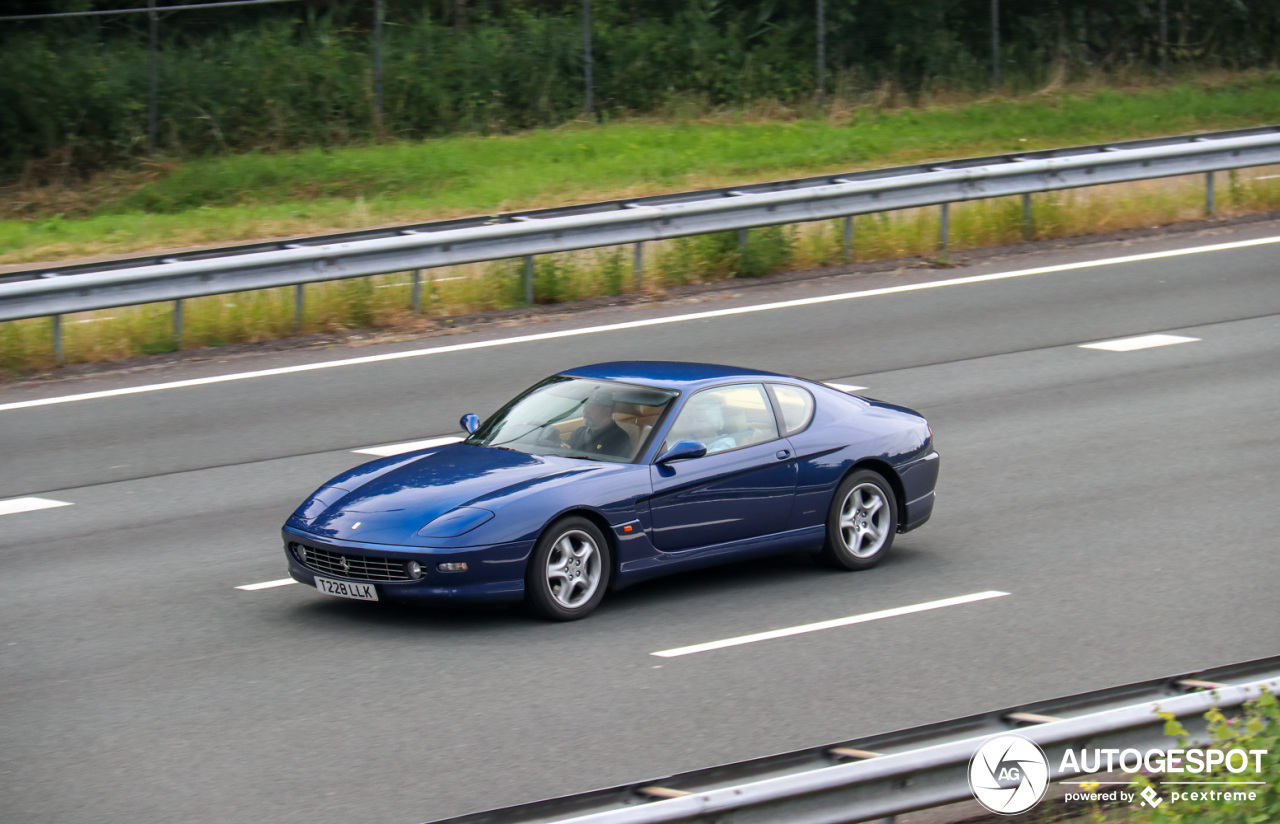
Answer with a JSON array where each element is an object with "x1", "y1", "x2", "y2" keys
[
  {"x1": 845, "y1": 459, "x2": 907, "y2": 530},
  {"x1": 546, "y1": 507, "x2": 619, "y2": 577}
]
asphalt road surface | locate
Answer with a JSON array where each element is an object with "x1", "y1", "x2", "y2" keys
[{"x1": 3, "y1": 221, "x2": 1278, "y2": 824}]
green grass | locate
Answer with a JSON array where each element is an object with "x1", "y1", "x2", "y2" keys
[
  {"x1": 3, "y1": 72, "x2": 1280, "y2": 376},
  {"x1": 4, "y1": 72, "x2": 1280, "y2": 264}
]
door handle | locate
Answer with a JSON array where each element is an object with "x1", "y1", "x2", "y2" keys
[{"x1": 776, "y1": 449, "x2": 791, "y2": 460}]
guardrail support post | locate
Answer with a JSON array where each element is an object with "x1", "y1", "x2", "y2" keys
[
  {"x1": 1021, "y1": 193, "x2": 1034, "y2": 239},
  {"x1": 52, "y1": 314, "x2": 64, "y2": 365},
  {"x1": 939, "y1": 202, "x2": 951, "y2": 255},
  {"x1": 1205, "y1": 171, "x2": 1216, "y2": 216},
  {"x1": 633, "y1": 242, "x2": 644, "y2": 291},
  {"x1": 173, "y1": 299, "x2": 183, "y2": 346},
  {"x1": 843, "y1": 216, "x2": 854, "y2": 263},
  {"x1": 524, "y1": 256, "x2": 535, "y2": 305},
  {"x1": 293, "y1": 284, "x2": 304, "y2": 332},
  {"x1": 411, "y1": 270, "x2": 422, "y2": 314}
]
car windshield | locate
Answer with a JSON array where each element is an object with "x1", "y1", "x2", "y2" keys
[{"x1": 466, "y1": 376, "x2": 677, "y2": 463}]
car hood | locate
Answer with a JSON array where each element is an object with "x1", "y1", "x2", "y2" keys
[{"x1": 294, "y1": 443, "x2": 599, "y2": 544}]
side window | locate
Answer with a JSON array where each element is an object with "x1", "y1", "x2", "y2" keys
[
  {"x1": 666, "y1": 384, "x2": 780, "y2": 456},
  {"x1": 769, "y1": 384, "x2": 815, "y2": 436}
]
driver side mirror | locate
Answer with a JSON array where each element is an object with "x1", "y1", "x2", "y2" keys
[
  {"x1": 460, "y1": 413, "x2": 481, "y2": 434},
  {"x1": 655, "y1": 440, "x2": 707, "y2": 465}
]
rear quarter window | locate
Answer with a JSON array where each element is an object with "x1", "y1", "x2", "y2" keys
[{"x1": 769, "y1": 384, "x2": 815, "y2": 435}]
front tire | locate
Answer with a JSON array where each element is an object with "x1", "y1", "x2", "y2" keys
[
  {"x1": 821, "y1": 470, "x2": 898, "y2": 570},
  {"x1": 525, "y1": 517, "x2": 611, "y2": 621}
]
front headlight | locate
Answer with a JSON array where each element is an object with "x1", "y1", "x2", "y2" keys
[{"x1": 417, "y1": 507, "x2": 495, "y2": 538}]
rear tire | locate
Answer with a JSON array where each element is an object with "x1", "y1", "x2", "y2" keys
[
  {"x1": 525, "y1": 517, "x2": 611, "y2": 621},
  {"x1": 821, "y1": 470, "x2": 898, "y2": 570}
]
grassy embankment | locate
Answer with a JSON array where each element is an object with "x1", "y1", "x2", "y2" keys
[{"x1": 3, "y1": 73, "x2": 1280, "y2": 375}]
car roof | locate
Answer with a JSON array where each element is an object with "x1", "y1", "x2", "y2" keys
[{"x1": 561, "y1": 361, "x2": 796, "y2": 391}]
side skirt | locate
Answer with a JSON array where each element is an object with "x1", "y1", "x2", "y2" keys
[{"x1": 613, "y1": 525, "x2": 825, "y2": 589}]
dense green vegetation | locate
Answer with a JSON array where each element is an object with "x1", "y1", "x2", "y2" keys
[{"x1": 3, "y1": 0, "x2": 1279, "y2": 178}]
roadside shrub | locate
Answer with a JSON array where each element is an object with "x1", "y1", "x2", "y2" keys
[{"x1": 1128, "y1": 689, "x2": 1280, "y2": 823}]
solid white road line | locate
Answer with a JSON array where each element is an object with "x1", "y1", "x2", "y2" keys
[
  {"x1": 3, "y1": 234, "x2": 1277, "y2": 414},
  {"x1": 650, "y1": 590, "x2": 1011, "y2": 657},
  {"x1": 236, "y1": 578, "x2": 298, "y2": 591},
  {"x1": 1080, "y1": 333, "x2": 1201, "y2": 352},
  {"x1": 0, "y1": 496, "x2": 73, "y2": 516},
  {"x1": 352, "y1": 435, "x2": 463, "y2": 456}
]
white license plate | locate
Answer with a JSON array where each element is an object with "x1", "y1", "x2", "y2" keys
[{"x1": 314, "y1": 576, "x2": 379, "y2": 601}]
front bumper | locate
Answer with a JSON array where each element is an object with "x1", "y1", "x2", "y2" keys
[{"x1": 282, "y1": 527, "x2": 533, "y2": 604}]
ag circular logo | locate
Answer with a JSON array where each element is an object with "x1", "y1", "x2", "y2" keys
[{"x1": 968, "y1": 734, "x2": 1050, "y2": 815}]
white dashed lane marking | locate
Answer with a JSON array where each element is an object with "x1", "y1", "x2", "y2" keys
[
  {"x1": 651, "y1": 591, "x2": 1010, "y2": 657},
  {"x1": 352, "y1": 436, "x2": 463, "y2": 457},
  {"x1": 0, "y1": 497, "x2": 73, "y2": 516},
  {"x1": 1080, "y1": 333, "x2": 1200, "y2": 351},
  {"x1": 236, "y1": 578, "x2": 298, "y2": 591}
]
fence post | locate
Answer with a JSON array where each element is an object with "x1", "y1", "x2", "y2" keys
[
  {"x1": 581, "y1": 0, "x2": 594, "y2": 119},
  {"x1": 990, "y1": 0, "x2": 1000, "y2": 91},
  {"x1": 816, "y1": 0, "x2": 826, "y2": 109},
  {"x1": 373, "y1": 0, "x2": 385, "y2": 139},
  {"x1": 842, "y1": 216, "x2": 854, "y2": 263},
  {"x1": 1159, "y1": 0, "x2": 1169, "y2": 78},
  {"x1": 1205, "y1": 171, "x2": 1216, "y2": 216},
  {"x1": 147, "y1": 0, "x2": 158, "y2": 156},
  {"x1": 633, "y1": 242, "x2": 644, "y2": 291},
  {"x1": 524, "y1": 256, "x2": 535, "y2": 305}
]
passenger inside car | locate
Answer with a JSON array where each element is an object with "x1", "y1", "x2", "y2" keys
[{"x1": 666, "y1": 384, "x2": 780, "y2": 455}]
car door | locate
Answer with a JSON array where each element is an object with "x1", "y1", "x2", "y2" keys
[{"x1": 647, "y1": 383, "x2": 797, "y2": 552}]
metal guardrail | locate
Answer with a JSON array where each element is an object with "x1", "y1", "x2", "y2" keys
[
  {"x1": 5, "y1": 125, "x2": 1278, "y2": 286},
  {"x1": 423, "y1": 656, "x2": 1280, "y2": 824},
  {"x1": 3, "y1": 126, "x2": 1280, "y2": 360}
]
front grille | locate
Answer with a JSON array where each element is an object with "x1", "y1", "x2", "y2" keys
[{"x1": 292, "y1": 543, "x2": 413, "y2": 582}]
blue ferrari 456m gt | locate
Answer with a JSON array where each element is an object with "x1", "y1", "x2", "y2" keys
[{"x1": 283, "y1": 361, "x2": 938, "y2": 620}]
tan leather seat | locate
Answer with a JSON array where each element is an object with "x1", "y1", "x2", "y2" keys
[
  {"x1": 615, "y1": 420, "x2": 651, "y2": 458},
  {"x1": 616, "y1": 420, "x2": 640, "y2": 445}
]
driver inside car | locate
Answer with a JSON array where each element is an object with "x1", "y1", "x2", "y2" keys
[{"x1": 565, "y1": 391, "x2": 632, "y2": 458}]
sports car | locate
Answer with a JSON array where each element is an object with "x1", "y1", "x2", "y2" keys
[{"x1": 282, "y1": 361, "x2": 938, "y2": 620}]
